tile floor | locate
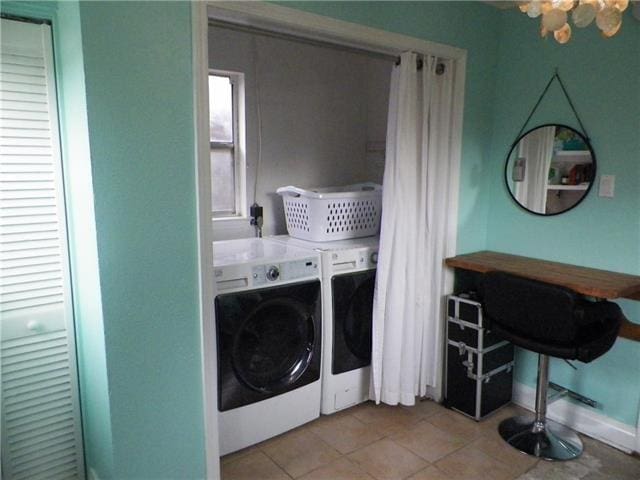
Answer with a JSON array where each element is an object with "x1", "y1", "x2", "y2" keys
[{"x1": 221, "y1": 401, "x2": 640, "y2": 480}]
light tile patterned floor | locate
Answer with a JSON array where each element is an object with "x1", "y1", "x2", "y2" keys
[{"x1": 221, "y1": 401, "x2": 640, "y2": 480}]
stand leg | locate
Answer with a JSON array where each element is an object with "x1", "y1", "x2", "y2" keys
[{"x1": 498, "y1": 354, "x2": 583, "y2": 461}]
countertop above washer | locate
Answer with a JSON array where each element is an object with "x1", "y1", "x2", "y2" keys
[{"x1": 213, "y1": 237, "x2": 320, "y2": 267}]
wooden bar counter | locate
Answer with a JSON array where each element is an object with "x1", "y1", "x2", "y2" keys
[{"x1": 445, "y1": 251, "x2": 640, "y2": 342}]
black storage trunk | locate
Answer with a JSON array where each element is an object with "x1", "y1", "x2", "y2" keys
[{"x1": 444, "y1": 294, "x2": 514, "y2": 420}]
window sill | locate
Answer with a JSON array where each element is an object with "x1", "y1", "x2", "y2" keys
[{"x1": 212, "y1": 215, "x2": 248, "y2": 223}]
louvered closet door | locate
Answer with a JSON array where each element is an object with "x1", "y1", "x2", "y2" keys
[{"x1": 1, "y1": 18, "x2": 85, "y2": 480}]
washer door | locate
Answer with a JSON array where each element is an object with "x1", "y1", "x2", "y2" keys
[
  {"x1": 216, "y1": 280, "x2": 321, "y2": 411},
  {"x1": 233, "y1": 298, "x2": 314, "y2": 392},
  {"x1": 332, "y1": 270, "x2": 375, "y2": 375}
]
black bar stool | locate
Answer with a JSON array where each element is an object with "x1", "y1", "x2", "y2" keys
[{"x1": 482, "y1": 271, "x2": 623, "y2": 460}]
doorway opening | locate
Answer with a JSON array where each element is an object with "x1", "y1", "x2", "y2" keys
[{"x1": 191, "y1": 4, "x2": 467, "y2": 477}]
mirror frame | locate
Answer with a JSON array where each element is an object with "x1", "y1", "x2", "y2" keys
[{"x1": 504, "y1": 123, "x2": 597, "y2": 217}]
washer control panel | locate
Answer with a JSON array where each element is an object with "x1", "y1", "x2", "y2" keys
[
  {"x1": 252, "y1": 257, "x2": 318, "y2": 286},
  {"x1": 330, "y1": 247, "x2": 379, "y2": 272}
]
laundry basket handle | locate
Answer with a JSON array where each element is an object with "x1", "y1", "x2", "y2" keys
[{"x1": 276, "y1": 186, "x2": 315, "y2": 198}]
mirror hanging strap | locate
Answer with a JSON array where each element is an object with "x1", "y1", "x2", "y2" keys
[{"x1": 515, "y1": 69, "x2": 590, "y2": 141}]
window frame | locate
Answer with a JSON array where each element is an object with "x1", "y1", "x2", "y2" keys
[{"x1": 209, "y1": 69, "x2": 246, "y2": 221}]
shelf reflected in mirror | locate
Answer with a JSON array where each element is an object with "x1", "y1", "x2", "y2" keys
[{"x1": 505, "y1": 124, "x2": 596, "y2": 216}]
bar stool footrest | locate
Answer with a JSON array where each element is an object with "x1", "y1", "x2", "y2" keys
[{"x1": 549, "y1": 382, "x2": 599, "y2": 408}]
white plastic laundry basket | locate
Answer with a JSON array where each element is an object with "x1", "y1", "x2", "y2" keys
[{"x1": 276, "y1": 183, "x2": 382, "y2": 242}]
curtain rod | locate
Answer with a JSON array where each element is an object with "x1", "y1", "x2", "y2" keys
[
  {"x1": 395, "y1": 57, "x2": 446, "y2": 74},
  {"x1": 209, "y1": 19, "x2": 398, "y2": 64},
  {"x1": 396, "y1": 57, "x2": 424, "y2": 71}
]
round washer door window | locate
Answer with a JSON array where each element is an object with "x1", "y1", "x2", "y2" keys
[
  {"x1": 344, "y1": 276, "x2": 375, "y2": 361},
  {"x1": 232, "y1": 298, "x2": 315, "y2": 392}
]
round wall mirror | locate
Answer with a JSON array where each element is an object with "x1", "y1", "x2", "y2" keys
[{"x1": 505, "y1": 124, "x2": 596, "y2": 216}]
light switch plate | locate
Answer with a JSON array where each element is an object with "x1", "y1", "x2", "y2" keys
[{"x1": 599, "y1": 175, "x2": 615, "y2": 198}]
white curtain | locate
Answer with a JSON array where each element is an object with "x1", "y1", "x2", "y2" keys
[
  {"x1": 371, "y1": 52, "x2": 457, "y2": 406},
  {"x1": 514, "y1": 126, "x2": 555, "y2": 213}
]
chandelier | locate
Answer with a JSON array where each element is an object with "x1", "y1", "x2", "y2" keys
[{"x1": 518, "y1": 0, "x2": 632, "y2": 43}]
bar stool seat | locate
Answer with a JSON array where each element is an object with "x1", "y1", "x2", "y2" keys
[{"x1": 482, "y1": 271, "x2": 623, "y2": 461}]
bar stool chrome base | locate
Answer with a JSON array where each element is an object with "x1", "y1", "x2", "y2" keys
[{"x1": 499, "y1": 415, "x2": 583, "y2": 461}]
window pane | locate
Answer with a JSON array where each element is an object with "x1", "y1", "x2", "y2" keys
[
  {"x1": 211, "y1": 148, "x2": 236, "y2": 214},
  {"x1": 209, "y1": 75, "x2": 233, "y2": 143}
]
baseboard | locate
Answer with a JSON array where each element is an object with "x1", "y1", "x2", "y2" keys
[
  {"x1": 512, "y1": 382, "x2": 637, "y2": 454},
  {"x1": 637, "y1": 415, "x2": 640, "y2": 453}
]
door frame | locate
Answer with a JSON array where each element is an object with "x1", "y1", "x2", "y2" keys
[
  {"x1": 0, "y1": 17, "x2": 86, "y2": 479},
  {"x1": 192, "y1": 3, "x2": 468, "y2": 477},
  {"x1": 191, "y1": 3, "x2": 220, "y2": 479}
]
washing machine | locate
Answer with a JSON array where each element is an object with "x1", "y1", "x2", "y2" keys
[
  {"x1": 213, "y1": 238, "x2": 322, "y2": 455},
  {"x1": 269, "y1": 235, "x2": 378, "y2": 415}
]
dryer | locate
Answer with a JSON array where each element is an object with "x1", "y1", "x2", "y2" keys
[
  {"x1": 213, "y1": 238, "x2": 322, "y2": 455},
  {"x1": 269, "y1": 235, "x2": 379, "y2": 415}
]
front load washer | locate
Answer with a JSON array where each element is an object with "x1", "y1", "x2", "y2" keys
[
  {"x1": 213, "y1": 238, "x2": 322, "y2": 455},
  {"x1": 269, "y1": 235, "x2": 378, "y2": 415}
]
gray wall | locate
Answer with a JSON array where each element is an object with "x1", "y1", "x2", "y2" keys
[{"x1": 209, "y1": 27, "x2": 390, "y2": 240}]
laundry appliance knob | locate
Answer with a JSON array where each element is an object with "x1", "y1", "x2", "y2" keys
[{"x1": 266, "y1": 265, "x2": 280, "y2": 281}]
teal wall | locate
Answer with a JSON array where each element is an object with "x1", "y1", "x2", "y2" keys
[
  {"x1": 279, "y1": 1, "x2": 501, "y2": 254},
  {"x1": 485, "y1": 10, "x2": 640, "y2": 426},
  {"x1": 3, "y1": 1, "x2": 207, "y2": 478},
  {"x1": 76, "y1": 2, "x2": 206, "y2": 478}
]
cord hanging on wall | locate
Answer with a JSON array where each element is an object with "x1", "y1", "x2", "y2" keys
[{"x1": 251, "y1": 36, "x2": 264, "y2": 238}]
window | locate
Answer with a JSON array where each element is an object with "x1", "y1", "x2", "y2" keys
[{"x1": 209, "y1": 71, "x2": 245, "y2": 219}]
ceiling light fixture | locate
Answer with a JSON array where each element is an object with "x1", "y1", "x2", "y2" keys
[{"x1": 519, "y1": 0, "x2": 631, "y2": 43}]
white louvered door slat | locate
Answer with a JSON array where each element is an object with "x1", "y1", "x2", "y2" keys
[{"x1": 1, "y1": 18, "x2": 85, "y2": 480}]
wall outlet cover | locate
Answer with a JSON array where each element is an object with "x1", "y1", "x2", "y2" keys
[{"x1": 599, "y1": 175, "x2": 615, "y2": 198}]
